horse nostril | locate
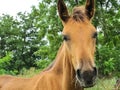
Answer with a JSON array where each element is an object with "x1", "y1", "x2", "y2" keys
[
  {"x1": 76, "y1": 69, "x2": 81, "y2": 79},
  {"x1": 93, "y1": 67, "x2": 98, "y2": 76}
]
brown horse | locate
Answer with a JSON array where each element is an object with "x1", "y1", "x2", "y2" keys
[{"x1": 0, "y1": 0, "x2": 97, "y2": 90}]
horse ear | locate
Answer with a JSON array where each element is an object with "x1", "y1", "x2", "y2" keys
[
  {"x1": 58, "y1": 0, "x2": 70, "y2": 23},
  {"x1": 85, "y1": 0, "x2": 95, "y2": 20}
]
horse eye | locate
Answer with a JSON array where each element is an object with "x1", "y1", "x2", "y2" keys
[
  {"x1": 92, "y1": 32, "x2": 97, "y2": 38},
  {"x1": 63, "y1": 35, "x2": 70, "y2": 41}
]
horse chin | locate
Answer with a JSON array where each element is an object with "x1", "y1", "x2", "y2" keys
[
  {"x1": 76, "y1": 75, "x2": 85, "y2": 87},
  {"x1": 83, "y1": 82, "x2": 96, "y2": 88},
  {"x1": 76, "y1": 75, "x2": 96, "y2": 88}
]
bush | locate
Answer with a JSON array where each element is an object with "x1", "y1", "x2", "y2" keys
[
  {"x1": 36, "y1": 59, "x2": 51, "y2": 70},
  {"x1": 0, "y1": 52, "x2": 18, "y2": 75},
  {"x1": 96, "y1": 43, "x2": 119, "y2": 77}
]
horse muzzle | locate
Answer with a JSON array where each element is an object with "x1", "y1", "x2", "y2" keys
[{"x1": 76, "y1": 67, "x2": 98, "y2": 88}]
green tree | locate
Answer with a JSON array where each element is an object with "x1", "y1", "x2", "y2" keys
[
  {"x1": 0, "y1": 13, "x2": 40, "y2": 74},
  {"x1": 94, "y1": 0, "x2": 120, "y2": 76},
  {"x1": 0, "y1": 15, "x2": 19, "y2": 58},
  {"x1": 12, "y1": 12, "x2": 40, "y2": 71}
]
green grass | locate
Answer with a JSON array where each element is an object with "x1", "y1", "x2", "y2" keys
[
  {"x1": 17, "y1": 67, "x2": 41, "y2": 78},
  {"x1": 85, "y1": 78, "x2": 116, "y2": 90}
]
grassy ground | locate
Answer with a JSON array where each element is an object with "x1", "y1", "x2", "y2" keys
[{"x1": 85, "y1": 78, "x2": 116, "y2": 90}]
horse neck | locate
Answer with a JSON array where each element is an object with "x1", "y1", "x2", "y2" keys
[
  {"x1": 51, "y1": 42, "x2": 83, "y2": 90},
  {"x1": 50, "y1": 43, "x2": 65, "y2": 74}
]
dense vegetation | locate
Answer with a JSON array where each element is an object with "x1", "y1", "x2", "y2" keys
[{"x1": 0, "y1": 0, "x2": 120, "y2": 77}]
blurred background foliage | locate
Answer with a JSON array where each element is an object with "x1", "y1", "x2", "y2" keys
[{"x1": 0, "y1": 0, "x2": 120, "y2": 78}]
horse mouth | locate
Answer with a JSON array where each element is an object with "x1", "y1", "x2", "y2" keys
[
  {"x1": 76, "y1": 75, "x2": 96, "y2": 88},
  {"x1": 76, "y1": 69, "x2": 97, "y2": 88}
]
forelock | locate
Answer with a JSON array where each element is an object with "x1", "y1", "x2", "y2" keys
[{"x1": 72, "y1": 6, "x2": 87, "y2": 22}]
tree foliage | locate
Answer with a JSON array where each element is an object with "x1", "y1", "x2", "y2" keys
[
  {"x1": 94, "y1": 0, "x2": 120, "y2": 76},
  {"x1": 0, "y1": 0, "x2": 120, "y2": 77},
  {"x1": 0, "y1": 13, "x2": 40, "y2": 74}
]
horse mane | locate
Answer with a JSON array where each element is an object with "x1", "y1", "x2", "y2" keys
[{"x1": 72, "y1": 6, "x2": 87, "y2": 22}]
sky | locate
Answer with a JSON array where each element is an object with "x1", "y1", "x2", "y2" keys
[{"x1": 0, "y1": 0, "x2": 39, "y2": 17}]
